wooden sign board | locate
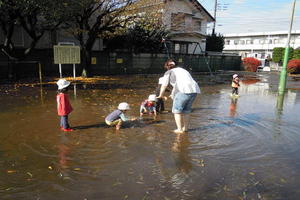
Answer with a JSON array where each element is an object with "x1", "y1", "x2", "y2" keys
[{"x1": 54, "y1": 45, "x2": 81, "y2": 64}]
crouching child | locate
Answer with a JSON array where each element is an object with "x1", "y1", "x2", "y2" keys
[{"x1": 105, "y1": 102, "x2": 136, "y2": 130}]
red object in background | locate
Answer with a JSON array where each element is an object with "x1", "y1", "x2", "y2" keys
[
  {"x1": 240, "y1": 79, "x2": 260, "y2": 85},
  {"x1": 242, "y1": 57, "x2": 261, "y2": 72},
  {"x1": 287, "y1": 59, "x2": 300, "y2": 73}
]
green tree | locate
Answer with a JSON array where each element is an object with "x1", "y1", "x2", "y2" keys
[
  {"x1": 272, "y1": 47, "x2": 285, "y2": 63},
  {"x1": 105, "y1": 17, "x2": 169, "y2": 54},
  {"x1": 0, "y1": 0, "x2": 66, "y2": 60},
  {"x1": 293, "y1": 49, "x2": 300, "y2": 59},
  {"x1": 205, "y1": 33, "x2": 224, "y2": 52},
  {"x1": 62, "y1": 0, "x2": 134, "y2": 77}
]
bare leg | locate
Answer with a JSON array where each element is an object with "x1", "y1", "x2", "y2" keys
[
  {"x1": 182, "y1": 114, "x2": 190, "y2": 132},
  {"x1": 174, "y1": 113, "x2": 184, "y2": 133},
  {"x1": 116, "y1": 120, "x2": 122, "y2": 130}
]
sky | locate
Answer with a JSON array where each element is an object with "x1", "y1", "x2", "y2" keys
[{"x1": 199, "y1": 0, "x2": 300, "y2": 35}]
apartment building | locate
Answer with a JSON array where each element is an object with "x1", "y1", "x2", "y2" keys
[{"x1": 223, "y1": 30, "x2": 300, "y2": 59}]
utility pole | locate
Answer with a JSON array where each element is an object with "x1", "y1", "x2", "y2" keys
[
  {"x1": 212, "y1": 0, "x2": 217, "y2": 35},
  {"x1": 278, "y1": 0, "x2": 297, "y2": 95}
]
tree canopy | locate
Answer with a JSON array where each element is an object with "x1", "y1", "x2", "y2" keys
[
  {"x1": 205, "y1": 33, "x2": 224, "y2": 52},
  {"x1": 0, "y1": 0, "x2": 66, "y2": 60}
]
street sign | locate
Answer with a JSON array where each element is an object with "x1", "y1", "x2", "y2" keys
[{"x1": 54, "y1": 45, "x2": 80, "y2": 64}]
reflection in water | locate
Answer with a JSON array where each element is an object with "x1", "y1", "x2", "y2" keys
[
  {"x1": 276, "y1": 93, "x2": 285, "y2": 112},
  {"x1": 171, "y1": 133, "x2": 192, "y2": 189},
  {"x1": 40, "y1": 84, "x2": 44, "y2": 105},
  {"x1": 58, "y1": 134, "x2": 70, "y2": 170},
  {"x1": 1, "y1": 73, "x2": 300, "y2": 199},
  {"x1": 229, "y1": 98, "x2": 238, "y2": 117},
  {"x1": 73, "y1": 83, "x2": 77, "y2": 99}
]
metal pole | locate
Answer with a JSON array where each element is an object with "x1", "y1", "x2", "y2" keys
[
  {"x1": 73, "y1": 64, "x2": 76, "y2": 80},
  {"x1": 59, "y1": 63, "x2": 62, "y2": 78},
  {"x1": 278, "y1": 0, "x2": 296, "y2": 95},
  {"x1": 38, "y1": 62, "x2": 42, "y2": 84},
  {"x1": 212, "y1": 0, "x2": 217, "y2": 35}
]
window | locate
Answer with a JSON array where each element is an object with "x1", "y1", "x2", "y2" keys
[
  {"x1": 239, "y1": 40, "x2": 245, "y2": 45},
  {"x1": 234, "y1": 40, "x2": 238, "y2": 45},
  {"x1": 171, "y1": 13, "x2": 185, "y2": 31},
  {"x1": 197, "y1": 21, "x2": 202, "y2": 31},
  {"x1": 225, "y1": 40, "x2": 230, "y2": 45},
  {"x1": 174, "y1": 42, "x2": 189, "y2": 54},
  {"x1": 259, "y1": 40, "x2": 264, "y2": 44},
  {"x1": 246, "y1": 40, "x2": 253, "y2": 44}
]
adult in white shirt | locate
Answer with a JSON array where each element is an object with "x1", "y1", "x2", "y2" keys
[{"x1": 157, "y1": 59, "x2": 201, "y2": 133}]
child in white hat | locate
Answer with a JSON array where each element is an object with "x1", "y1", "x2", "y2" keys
[
  {"x1": 105, "y1": 102, "x2": 136, "y2": 130},
  {"x1": 140, "y1": 94, "x2": 157, "y2": 117},
  {"x1": 231, "y1": 74, "x2": 240, "y2": 96},
  {"x1": 56, "y1": 79, "x2": 73, "y2": 132}
]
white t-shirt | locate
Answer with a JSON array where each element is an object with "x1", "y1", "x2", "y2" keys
[{"x1": 161, "y1": 67, "x2": 201, "y2": 98}]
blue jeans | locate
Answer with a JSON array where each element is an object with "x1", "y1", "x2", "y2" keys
[
  {"x1": 60, "y1": 115, "x2": 70, "y2": 129},
  {"x1": 172, "y1": 92, "x2": 197, "y2": 114}
]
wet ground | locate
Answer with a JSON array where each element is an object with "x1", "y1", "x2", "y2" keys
[{"x1": 1, "y1": 72, "x2": 300, "y2": 200}]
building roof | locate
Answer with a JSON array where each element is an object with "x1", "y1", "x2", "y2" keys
[
  {"x1": 224, "y1": 30, "x2": 300, "y2": 37},
  {"x1": 188, "y1": 0, "x2": 215, "y2": 22}
]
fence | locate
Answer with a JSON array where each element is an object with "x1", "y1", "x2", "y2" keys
[{"x1": 0, "y1": 49, "x2": 241, "y2": 79}]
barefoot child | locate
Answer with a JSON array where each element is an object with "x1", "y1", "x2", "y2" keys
[
  {"x1": 231, "y1": 74, "x2": 240, "y2": 96},
  {"x1": 140, "y1": 94, "x2": 157, "y2": 117},
  {"x1": 105, "y1": 102, "x2": 136, "y2": 130},
  {"x1": 56, "y1": 79, "x2": 73, "y2": 132}
]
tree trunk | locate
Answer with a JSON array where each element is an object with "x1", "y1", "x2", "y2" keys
[{"x1": 81, "y1": 48, "x2": 92, "y2": 77}]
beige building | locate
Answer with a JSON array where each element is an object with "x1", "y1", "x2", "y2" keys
[{"x1": 160, "y1": 0, "x2": 214, "y2": 54}]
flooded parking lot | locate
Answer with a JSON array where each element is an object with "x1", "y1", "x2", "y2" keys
[{"x1": 1, "y1": 72, "x2": 300, "y2": 200}]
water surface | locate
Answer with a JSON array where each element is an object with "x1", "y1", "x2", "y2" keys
[{"x1": 1, "y1": 72, "x2": 300, "y2": 200}]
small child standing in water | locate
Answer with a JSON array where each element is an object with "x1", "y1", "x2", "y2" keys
[
  {"x1": 56, "y1": 79, "x2": 73, "y2": 132},
  {"x1": 105, "y1": 102, "x2": 136, "y2": 130},
  {"x1": 231, "y1": 74, "x2": 240, "y2": 96},
  {"x1": 140, "y1": 94, "x2": 157, "y2": 117}
]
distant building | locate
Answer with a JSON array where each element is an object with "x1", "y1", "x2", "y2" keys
[{"x1": 223, "y1": 30, "x2": 300, "y2": 59}]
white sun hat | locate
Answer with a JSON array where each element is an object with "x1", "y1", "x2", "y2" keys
[
  {"x1": 57, "y1": 79, "x2": 71, "y2": 90},
  {"x1": 233, "y1": 74, "x2": 238, "y2": 78},
  {"x1": 118, "y1": 102, "x2": 130, "y2": 110},
  {"x1": 148, "y1": 94, "x2": 157, "y2": 102}
]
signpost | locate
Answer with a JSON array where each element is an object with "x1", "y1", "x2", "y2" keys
[{"x1": 53, "y1": 42, "x2": 81, "y2": 79}]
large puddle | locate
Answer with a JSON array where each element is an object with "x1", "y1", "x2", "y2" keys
[{"x1": 1, "y1": 72, "x2": 300, "y2": 199}]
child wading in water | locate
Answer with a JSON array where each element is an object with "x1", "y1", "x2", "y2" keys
[
  {"x1": 231, "y1": 74, "x2": 240, "y2": 96},
  {"x1": 140, "y1": 94, "x2": 157, "y2": 117},
  {"x1": 105, "y1": 102, "x2": 136, "y2": 130},
  {"x1": 56, "y1": 79, "x2": 73, "y2": 132}
]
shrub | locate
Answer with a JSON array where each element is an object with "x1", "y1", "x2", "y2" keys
[
  {"x1": 287, "y1": 59, "x2": 300, "y2": 73},
  {"x1": 283, "y1": 47, "x2": 294, "y2": 62},
  {"x1": 293, "y1": 49, "x2": 300, "y2": 59},
  {"x1": 272, "y1": 47, "x2": 285, "y2": 63},
  {"x1": 242, "y1": 57, "x2": 261, "y2": 72}
]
